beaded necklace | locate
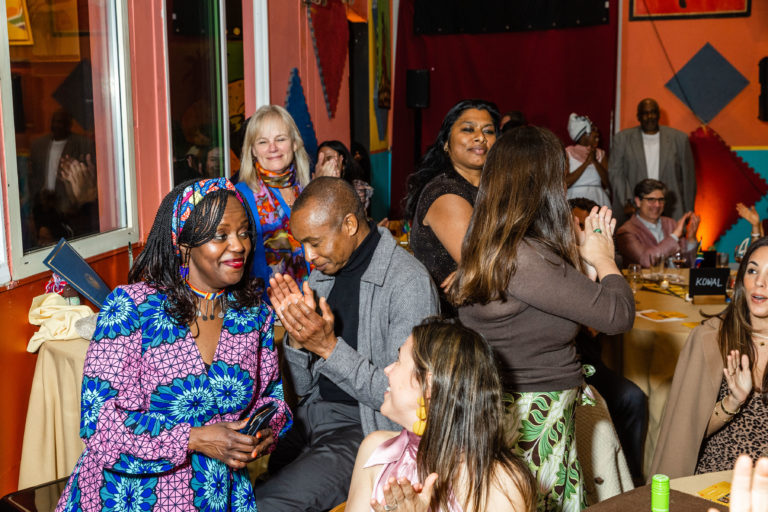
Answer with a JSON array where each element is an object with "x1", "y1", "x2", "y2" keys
[{"x1": 187, "y1": 283, "x2": 226, "y2": 321}]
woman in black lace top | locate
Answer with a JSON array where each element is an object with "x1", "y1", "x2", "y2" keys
[{"x1": 404, "y1": 99, "x2": 499, "y2": 316}]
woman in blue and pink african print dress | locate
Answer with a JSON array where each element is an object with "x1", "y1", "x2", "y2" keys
[{"x1": 56, "y1": 178, "x2": 292, "y2": 512}]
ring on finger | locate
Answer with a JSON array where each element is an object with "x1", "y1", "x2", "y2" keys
[
  {"x1": 383, "y1": 505, "x2": 398, "y2": 511},
  {"x1": 296, "y1": 324, "x2": 304, "y2": 332},
  {"x1": 593, "y1": 228, "x2": 602, "y2": 234}
]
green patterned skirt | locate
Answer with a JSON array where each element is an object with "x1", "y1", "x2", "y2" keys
[{"x1": 504, "y1": 388, "x2": 586, "y2": 512}]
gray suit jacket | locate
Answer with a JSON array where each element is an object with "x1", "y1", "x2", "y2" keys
[
  {"x1": 283, "y1": 227, "x2": 439, "y2": 435},
  {"x1": 609, "y1": 126, "x2": 696, "y2": 223}
]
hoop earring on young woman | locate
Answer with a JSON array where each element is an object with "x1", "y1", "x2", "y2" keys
[{"x1": 413, "y1": 396, "x2": 427, "y2": 436}]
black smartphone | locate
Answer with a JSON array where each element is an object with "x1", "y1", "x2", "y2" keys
[{"x1": 241, "y1": 402, "x2": 279, "y2": 437}]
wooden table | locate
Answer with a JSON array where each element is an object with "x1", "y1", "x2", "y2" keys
[
  {"x1": 605, "y1": 284, "x2": 725, "y2": 477},
  {"x1": 18, "y1": 338, "x2": 89, "y2": 489}
]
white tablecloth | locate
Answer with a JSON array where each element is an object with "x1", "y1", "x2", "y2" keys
[{"x1": 606, "y1": 288, "x2": 724, "y2": 477}]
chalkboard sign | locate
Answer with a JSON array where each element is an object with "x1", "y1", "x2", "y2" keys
[{"x1": 689, "y1": 268, "x2": 730, "y2": 297}]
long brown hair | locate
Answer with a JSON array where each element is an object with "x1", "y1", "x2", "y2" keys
[
  {"x1": 717, "y1": 236, "x2": 768, "y2": 400},
  {"x1": 411, "y1": 318, "x2": 535, "y2": 511},
  {"x1": 450, "y1": 126, "x2": 581, "y2": 305}
]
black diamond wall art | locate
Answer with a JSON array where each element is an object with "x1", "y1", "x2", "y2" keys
[{"x1": 665, "y1": 43, "x2": 749, "y2": 124}]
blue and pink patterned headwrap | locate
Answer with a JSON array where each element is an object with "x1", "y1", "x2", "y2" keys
[{"x1": 171, "y1": 178, "x2": 245, "y2": 257}]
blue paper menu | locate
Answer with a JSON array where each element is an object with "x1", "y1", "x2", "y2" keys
[{"x1": 43, "y1": 238, "x2": 111, "y2": 308}]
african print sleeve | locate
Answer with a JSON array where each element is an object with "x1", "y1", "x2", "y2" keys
[
  {"x1": 241, "y1": 306, "x2": 293, "y2": 446},
  {"x1": 79, "y1": 286, "x2": 191, "y2": 474}
]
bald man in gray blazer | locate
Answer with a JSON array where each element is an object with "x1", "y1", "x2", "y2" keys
[{"x1": 610, "y1": 98, "x2": 696, "y2": 225}]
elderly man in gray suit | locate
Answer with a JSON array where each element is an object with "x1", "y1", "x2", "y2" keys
[
  {"x1": 253, "y1": 177, "x2": 438, "y2": 512},
  {"x1": 610, "y1": 98, "x2": 696, "y2": 225}
]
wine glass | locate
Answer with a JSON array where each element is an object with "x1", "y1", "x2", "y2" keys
[{"x1": 672, "y1": 251, "x2": 687, "y2": 269}]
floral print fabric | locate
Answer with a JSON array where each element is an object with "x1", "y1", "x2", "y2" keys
[
  {"x1": 56, "y1": 282, "x2": 292, "y2": 512},
  {"x1": 251, "y1": 177, "x2": 308, "y2": 282},
  {"x1": 504, "y1": 388, "x2": 585, "y2": 512}
]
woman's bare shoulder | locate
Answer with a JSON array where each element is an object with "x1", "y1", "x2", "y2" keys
[{"x1": 357, "y1": 430, "x2": 401, "y2": 464}]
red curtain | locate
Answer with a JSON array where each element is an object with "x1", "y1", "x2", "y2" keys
[{"x1": 390, "y1": 0, "x2": 619, "y2": 217}]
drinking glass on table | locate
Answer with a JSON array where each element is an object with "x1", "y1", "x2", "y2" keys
[
  {"x1": 716, "y1": 252, "x2": 729, "y2": 268},
  {"x1": 649, "y1": 252, "x2": 664, "y2": 279},
  {"x1": 627, "y1": 263, "x2": 642, "y2": 294},
  {"x1": 667, "y1": 251, "x2": 687, "y2": 282}
]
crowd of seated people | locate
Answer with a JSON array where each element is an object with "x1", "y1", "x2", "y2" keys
[{"x1": 50, "y1": 97, "x2": 768, "y2": 512}]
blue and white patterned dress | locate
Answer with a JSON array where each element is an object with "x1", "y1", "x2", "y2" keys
[{"x1": 56, "y1": 282, "x2": 292, "y2": 512}]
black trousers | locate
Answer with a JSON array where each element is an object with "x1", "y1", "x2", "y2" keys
[
  {"x1": 578, "y1": 332, "x2": 648, "y2": 481},
  {"x1": 252, "y1": 400, "x2": 364, "y2": 512}
]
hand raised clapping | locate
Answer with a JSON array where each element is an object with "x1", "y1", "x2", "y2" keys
[
  {"x1": 737, "y1": 203, "x2": 761, "y2": 228},
  {"x1": 724, "y1": 349, "x2": 753, "y2": 406},
  {"x1": 576, "y1": 206, "x2": 616, "y2": 268},
  {"x1": 267, "y1": 273, "x2": 337, "y2": 359},
  {"x1": 314, "y1": 152, "x2": 342, "y2": 178},
  {"x1": 59, "y1": 154, "x2": 97, "y2": 206},
  {"x1": 371, "y1": 475, "x2": 438, "y2": 512}
]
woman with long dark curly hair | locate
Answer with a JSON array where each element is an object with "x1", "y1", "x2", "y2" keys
[
  {"x1": 652, "y1": 236, "x2": 768, "y2": 478},
  {"x1": 55, "y1": 178, "x2": 292, "y2": 512},
  {"x1": 404, "y1": 99, "x2": 499, "y2": 316},
  {"x1": 450, "y1": 127, "x2": 635, "y2": 511},
  {"x1": 347, "y1": 317, "x2": 535, "y2": 512}
]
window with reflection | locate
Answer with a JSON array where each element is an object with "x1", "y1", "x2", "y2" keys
[
  {"x1": 167, "y1": 0, "x2": 244, "y2": 185},
  {"x1": 7, "y1": 0, "x2": 129, "y2": 254}
]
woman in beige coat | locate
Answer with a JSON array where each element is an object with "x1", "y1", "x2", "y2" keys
[{"x1": 652, "y1": 236, "x2": 768, "y2": 478}]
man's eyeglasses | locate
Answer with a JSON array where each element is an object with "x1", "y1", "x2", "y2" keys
[{"x1": 641, "y1": 196, "x2": 666, "y2": 204}]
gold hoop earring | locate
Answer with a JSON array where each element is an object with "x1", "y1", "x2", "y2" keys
[{"x1": 413, "y1": 396, "x2": 427, "y2": 436}]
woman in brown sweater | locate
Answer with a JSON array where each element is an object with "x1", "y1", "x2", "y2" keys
[{"x1": 450, "y1": 127, "x2": 635, "y2": 512}]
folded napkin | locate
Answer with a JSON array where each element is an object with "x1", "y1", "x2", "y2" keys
[{"x1": 27, "y1": 293, "x2": 95, "y2": 353}]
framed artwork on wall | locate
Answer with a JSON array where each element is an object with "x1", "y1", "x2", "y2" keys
[
  {"x1": 7, "y1": 0, "x2": 34, "y2": 46},
  {"x1": 630, "y1": 0, "x2": 751, "y2": 20}
]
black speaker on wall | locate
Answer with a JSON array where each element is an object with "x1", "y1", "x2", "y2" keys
[
  {"x1": 406, "y1": 69, "x2": 430, "y2": 109},
  {"x1": 760, "y1": 57, "x2": 768, "y2": 122}
]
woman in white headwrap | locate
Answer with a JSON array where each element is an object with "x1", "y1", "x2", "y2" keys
[{"x1": 565, "y1": 113, "x2": 611, "y2": 207}]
